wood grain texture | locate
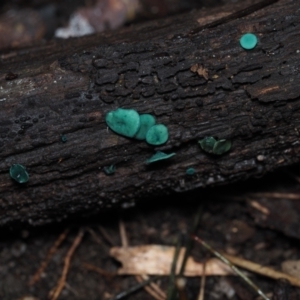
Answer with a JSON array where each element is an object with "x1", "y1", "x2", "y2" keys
[{"x1": 0, "y1": 0, "x2": 299, "y2": 226}]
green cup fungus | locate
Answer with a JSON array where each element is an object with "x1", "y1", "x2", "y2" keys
[
  {"x1": 213, "y1": 139, "x2": 232, "y2": 155},
  {"x1": 198, "y1": 137, "x2": 216, "y2": 154},
  {"x1": 199, "y1": 137, "x2": 231, "y2": 155},
  {"x1": 106, "y1": 108, "x2": 140, "y2": 138},
  {"x1": 240, "y1": 33, "x2": 258, "y2": 50},
  {"x1": 134, "y1": 114, "x2": 156, "y2": 140},
  {"x1": 103, "y1": 165, "x2": 116, "y2": 175},
  {"x1": 146, "y1": 151, "x2": 176, "y2": 164},
  {"x1": 9, "y1": 164, "x2": 29, "y2": 183},
  {"x1": 186, "y1": 168, "x2": 196, "y2": 175},
  {"x1": 61, "y1": 135, "x2": 67, "y2": 143},
  {"x1": 146, "y1": 124, "x2": 169, "y2": 146}
]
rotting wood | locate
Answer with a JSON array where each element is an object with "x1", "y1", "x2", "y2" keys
[{"x1": 0, "y1": 0, "x2": 299, "y2": 226}]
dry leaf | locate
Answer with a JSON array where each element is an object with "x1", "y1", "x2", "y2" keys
[
  {"x1": 110, "y1": 245, "x2": 234, "y2": 276},
  {"x1": 282, "y1": 260, "x2": 300, "y2": 278}
]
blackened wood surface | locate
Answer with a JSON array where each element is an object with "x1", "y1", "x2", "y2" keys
[{"x1": 0, "y1": 0, "x2": 299, "y2": 226}]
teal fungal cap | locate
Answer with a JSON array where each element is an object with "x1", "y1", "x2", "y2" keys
[
  {"x1": 146, "y1": 124, "x2": 169, "y2": 146},
  {"x1": 103, "y1": 165, "x2": 116, "y2": 175},
  {"x1": 198, "y1": 137, "x2": 217, "y2": 154},
  {"x1": 10, "y1": 164, "x2": 29, "y2": 183},
  {"x1": 213, "y1": 139, "x2": 232, "y2": 155},
  {"x1": 106, "y1": 108, "x2": 140, "y2": 138},
  {"x1": 61, "y1": 135, "x2": 67, "y2": 143},
  {"x1": 240, "y1": 33, "x2": 258, "y2": 50},
  {"x1": 135, "y1": 114, "x2": 156, "y2": 140},
  {"x1": 186, "y1": 168, "x2": 196, "y2": 175},
  {"x1": 199, "y1": 137, "x2": 232, "y2": 155},
  {"x1": 146, "y1": 151, "x2": 176, "y2": 164}
]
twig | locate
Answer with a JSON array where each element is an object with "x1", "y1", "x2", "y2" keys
[
  {"x1": 166, "y1": 235, "x2": 182, "y2": 300},
  {"x1": 119, "y1": 219, "x2": 128, "y2": 248},
  {"x1": 136, "y1": 275, "x2": 166, "y2": 300},
  {"x1": 83, "y1": 262, "x2": 116, "y2": 279},
  {"x1": 179, "y1": 206, "x2": 202, "y2": 276},
  {"x1": 248, "y1": 192, "x2": 300, "y2": 200},
  {"x1": 249, "y1": 201, "x2": 270, "y2": 215},
  {"x1": 222, "y1": 253, "x2": 300, "y2": 288},
  {"x1": 197, "y1": 260, "x2": 206, "y2": 300},
  {"x1": 193, "y1": 235, "x2": 270, "y2": 300},
  {"x1": 110, "y1": 276, "x2": 160, "y2": 300},
  {"x1": 99, "y1": 225, "x2": 115, "y2": 246},
  {"x1": 49, "y1": 229, "x2": 84, "y2": 300},
  {"x1": 175, "y1": 277, "x2": 188, "y2": 300},
  {"x1": 29, "y1": 228, "x2": 70, "y2": 286},
  {"x1": 87, "y1": 227, "x2": 104, "y2": 246},
  {"x1": 190, "y1": 0, "x2": 279, "y2": 34}
]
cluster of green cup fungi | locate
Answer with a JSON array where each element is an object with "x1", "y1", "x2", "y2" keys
[
  {"x1": 106, "y1": 108, "x2": 169, "y2": 145},
  {"x1": 7, "y1": 35, "x2": 252, "y2": 183},
  {"x1": 198, "y1": 137, "x2": 231, "y2": 155},
  {"x1": 106, "y1": 108, "x2": 175, "y2": 165}
]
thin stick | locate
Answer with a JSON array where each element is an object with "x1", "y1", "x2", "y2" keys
[
  {"x1": 179, "y1": 206, "x2": 202, "y2": 276},
  {"x1": 99, "y1": 225, "x2": 114, "y2": 246},
  {"x1": 83, "y1": 262, "x2": 116, "y2": 278},
  {"x1": 110, "y1": 276, "x2": 160, "y2": 300},
  {"x1": 197, "y1": 260, "x2": 206, "y2": 300},
  {"x1": 248, "y1": 192, "x2": 300, "y2": 200},
  {"x1": 49, "y1": 229, "x2": 84, "y2": 300},
  {"x1": 146, "y1": 276, "x2": 166, "y2": 300},
  {"x1": 222, "y1": 253, "x2": 300, "y2": 288},
  {"x1": 119, "y1": 220, "x2": 128, "y2": 248},
  {"x1": 87, "y1": 227, "x2": 104, "y2": 246},
  {"x1": 29, "y1": 229, "x2": 69, "y2": 286},
  {"x1": 190, "y1": 0, "x2": 279, "y2": 34},
  {"x1": 166, "y1": 235, "x2": 182, "y2": 300},
  {"x1": 193, "y1": 235, "x2": 270, "y2": 300},
  {"x1": 136, "y1": 275, "x2": 166, "y2": 300},
  {"x1": 175, "y1": 277, "x2": 188, "y2": 300}
]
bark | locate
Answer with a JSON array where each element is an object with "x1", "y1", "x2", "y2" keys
[{"x1": 0, "y1": 0, "x2": 299, "y2": 226}]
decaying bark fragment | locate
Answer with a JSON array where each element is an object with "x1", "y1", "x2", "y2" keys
[{"x1": 0, "y1": 0, "x2": 299, "y2": 226}]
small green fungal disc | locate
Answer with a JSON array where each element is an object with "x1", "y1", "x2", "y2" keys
[
  {"x1": 106, "y1": 108, "x2": 140, "y2": 138},
  {"x1": 212, "y1": 139, "x2": 232, "y2": 155},
  {"x1": 240, "y1": 33, "x2": 258, "y2": 50},
  {"x1": 134, "y1": 114, "x2": 156, "y2": 140},
  {"x1": 198, "y1": 137, "x2": 217, "y2": 154},
  {"x1": 103, "y1": 165, "x2": 116, "y2": 175},
  {"x1": 61, "y1": 135, "x2": 67, "y2": 143},
  {"x1": 9, "y1": 164, "x2": 29, "y2": 183},
  {"x1": 146, "y1": 124, "x2": 169, "y2": 146},
  {"x1": 186, "y1": 168, "x2": 196, "y2": 175},
  {"x1": 146, "y1": 151, "x2": 176, "y2": 164}
]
